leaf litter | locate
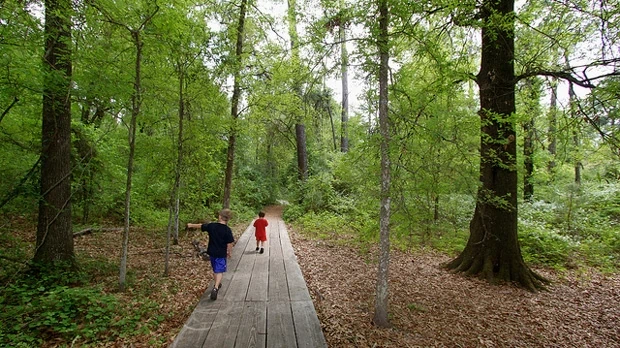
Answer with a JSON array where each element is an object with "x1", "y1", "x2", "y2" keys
[{"x1": 21, "y1": 214, "x2": 619, "y2": 347}]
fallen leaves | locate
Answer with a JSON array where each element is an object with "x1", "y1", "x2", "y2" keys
[{"x1": 290, "y1": 231, "x2": 620, "y2": 348}]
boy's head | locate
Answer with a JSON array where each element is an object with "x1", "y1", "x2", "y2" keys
[
  {"x1": 258, "y1": 211, "x2": 265, "y2": 218},
  {"x1": 219, "y1": 209, "x2": 232, "y2": 222}
]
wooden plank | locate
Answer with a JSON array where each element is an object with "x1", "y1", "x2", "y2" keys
[
  {"x1": 234, "y1": 301, "x2": 267, "y2": 348},
  {"x1": 219, "y1": 223, "x2": 256, "y2": 299},
  {"x1": 291, "y1": 300, "x2": 327, "y2": 348},
  {"x1": 203, "y1": 301, "x2": 244, "y2": 348},
  {"x1": 225, "y1": 250, "x2": 255, "y2": 301},
  {"x1": 171, "y1": 302, "x2": 221, "y2": 348},
  {"x1": 266, "y1": 301, "x2": 297, "y2": 348},
  {"x1": 246, "y1": 252, "x2": 269, "y2": 301},
  {"x1": 268, "y1": 228, "x2": 289, "y2": 301},
  {"x1": 246, "y1": 219, "x2": 270, "y2": 301},
  {"x1": 279, "y1": 222, "x2": 312, "y2": 302}
]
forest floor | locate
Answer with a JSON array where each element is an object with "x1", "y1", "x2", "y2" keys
[{"x1": 10, "y1": 207, "x2": 619, "y2": 347}]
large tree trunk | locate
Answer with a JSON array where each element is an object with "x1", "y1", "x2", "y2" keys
[
  {"x1": 446, "y1": 0, "x2": 546, "y2": 291},
  {"x1": 223, "y1": 0, "x2": 248, "y2": 209},
  {"x1": 35, "y1": 0, "x2": 74, "y2": 265},
  {"x1": 373, "y1": 0, "x2": 391, "y2": 328}
]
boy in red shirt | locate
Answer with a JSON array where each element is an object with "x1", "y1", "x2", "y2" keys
[{"x1": 253, "y1": 211, "x2": 268, "y2": 254}]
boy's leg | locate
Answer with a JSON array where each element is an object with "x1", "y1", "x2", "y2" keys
[
  {"x1": 214, "y1": 272, "x2": 223, "y2": 288},
  {"x1": 210, "y1": 257, "x2": 227, "y2": 300}
]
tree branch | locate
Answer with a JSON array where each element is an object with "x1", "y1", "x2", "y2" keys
[{"x1": 0, "y1": 97, "x2": 19, "y2": 124}]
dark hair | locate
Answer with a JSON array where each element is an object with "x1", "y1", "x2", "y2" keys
[{"x1": 258, "y1": 211, "x2": 265, "y2": 218}]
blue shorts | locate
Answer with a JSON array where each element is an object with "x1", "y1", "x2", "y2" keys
[{"x1": 210, "y1": 256, "x2": 227, "y2": 273}]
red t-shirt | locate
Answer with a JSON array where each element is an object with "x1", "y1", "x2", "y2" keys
[{"x1": 253, "y1": 217, "x2": 268, "y2": 241}]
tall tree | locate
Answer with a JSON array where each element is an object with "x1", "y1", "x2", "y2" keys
[
  {"x1": 90, "y1": 1, "x2": 159, "y2": 290},
  {"x1": 522, "y1": 78, "x2": 542, "y2": 201},
  {"x1": 35, "y1": 0, "x2": 75, "y2": 265},
  {"x1": 547, "y1": 78, "x2": 558, "y2": 175},
  {"x1": 446, "y1": 0, "x2": 546, "y2": 291},
  {"x1": 373, "y1": 0, "x2": 391, "y2": 327},
  {"x1": 287, "y1": 0, "x2": 309, "y2": 181},
  {"x1": 339, "y1": 1, "x2": 349, "y2": 153},
  {"x1": 223, "y1": 0, "x2": 249, "y2": 209}
]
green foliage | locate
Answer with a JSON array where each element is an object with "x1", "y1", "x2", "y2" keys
[
  {"x1": 0, "y1": 263, "x2": 162, "y2": 346},
  {"x1": 518, "y1": 183, "x2": 620, "y2": 270},
  {"x1": 519, "y1": 226, "x2": 577, "y2": 267}
]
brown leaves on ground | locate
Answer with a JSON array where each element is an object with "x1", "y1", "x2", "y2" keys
[
  {"x1": 290, "y1": 232, "x2": 620, "y2": 348},
  {"x1": 19, "y1": 214, "x2": 619, "y2": 347}
]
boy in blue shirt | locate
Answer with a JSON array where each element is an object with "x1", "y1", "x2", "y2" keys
[{"x1": 187, "y1": 209, "x2": 235, "y2": 300}]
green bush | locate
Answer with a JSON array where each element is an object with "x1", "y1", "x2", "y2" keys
[
  {"x1": 0, "y1": 265, "x2": 161, "y2": 346},
  {"x1": 518, "y1": 226, "x2": 577, "y2": 268}
]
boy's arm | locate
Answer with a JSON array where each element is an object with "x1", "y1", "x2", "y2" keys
[
  {"x1": 227, "y1": 243, "x2": 233, "y2": 258},
  {"x1": 186, "y1": 223, "x2": 202, "y2": 229}
]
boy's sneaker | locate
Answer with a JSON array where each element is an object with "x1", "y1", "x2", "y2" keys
[
  {"x1": 260, "y1": 248, "x2": 264, "y2": 254},
  {"x1": 210, "y1": 287, "x2": 219, "y2": 300},
  {"x1": 256, "y1": 247, "x2": 259, "y2": 251}
]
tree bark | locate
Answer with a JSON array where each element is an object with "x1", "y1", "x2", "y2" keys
[
  {"x1": 373, "y1": 0, "x2": 391, "y2": 328},
  {"x1": 446, "y1": 0, "x2": 546, "y2": 291},
  {"x1": 287, "y1": 0, "x2": 308, "y2": 182},
  {"x1": 339, "y1": 5, "x2": 349, "y2": 153},
  {"x1": 523, "y1": 80, "x2": 539, "y2": 201},
  {"x1": 119, "y1": 29, "x2": 143, "y2": 292},
  {"x1": 35, "y1": 0, "x2": 75, "y2": 265},
  {"x1": 223, "y1": 0, "x2": 248, "y2": 209},
  {"x1": 547, "y1": 79, "x2": 558, "y2": 174}
]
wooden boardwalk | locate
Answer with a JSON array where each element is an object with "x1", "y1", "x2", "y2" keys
[{"x1": 171, "y1": 214, "x2": 327, "y2": 348}]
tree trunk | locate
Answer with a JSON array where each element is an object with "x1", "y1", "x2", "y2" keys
[
  {"x1": 119, "y1": 30, "x2": 144, "y2": 292},
  {"x1": 523, "y1": 117, "x2": 534, "y2": 201},
  {"x1": 166, "y1": 67, "x2": 186, "y2": 276},
  {"x1": 295, "y1": 123, "x2": 308, "y2": 180},
  {"x1": 339, "y1": 6, "x2": 349, "y2": 153},
  {"x1": 373, "y1": 0, "x2": 391, "y2": 328},
  {"x1": 568, "y1": 81, "x2": 582, "y2": 185},
  {"x1": 35, "y1": 0, "x2": 75, "y2": 265},
  {"x1": 287, "y1": 0, "x2": 308, "y2": 182},
  {"x1": 523, "y1": 79, "x2": 539, "y2": 201},
  {"x1": 223, "y1": 0, "x2": 248, "y2": 209},
  {"x1": 547, "y1": 79, "x2": 558, "y2": 174},
  {"x1": 446, "y1": 0, "x2": 546, "y2": 291}
]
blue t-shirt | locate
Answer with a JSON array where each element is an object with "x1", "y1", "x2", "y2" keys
[{"x1": 201, "y1": 222, "x2": 234, "y2": 258}]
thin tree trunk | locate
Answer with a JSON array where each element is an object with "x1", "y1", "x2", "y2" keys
[
  {"x1": 166, "y1": 68, "x2": 186, "y2": 276},
  {"x1": 547, "y1": 79, "x2": 558, "y2": 174},
  {"x1": 119, "y1": 30, "x2": 143, "y2": 291},
  {"x1": 523, "y1": 80, "x2": 539, "y2": 201},
  {"x1": 523, "y1": 117, "x2": 534, "y2": 201},
  {"x1": 287, "y1": 0, "x2": 308, "y2": 182},
  {"x1": 373, "y1": 0, "x2": 391, "y2": 328},
  {"x1": 339, "y1": 6, "x2": 349, "y2": 153},
  {"x1": 327, "y1": 97, "x2": 337, "y2": 151},
  {"x1": 568, "y1": 81, "x2": 581, "y2": 185},
  {"x1": 223, "y1": 0, "x2": 248, "y2": 209},
  {"x1": 35, "y1": 0, "x2": 74, "y2": 265},
  {"x1": 446, "y1": 0, "x2": 546, "y2": 291}
]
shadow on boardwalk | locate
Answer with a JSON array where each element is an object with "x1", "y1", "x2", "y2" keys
[{"x1": 171, "y1": 208, "x2": 326, "y2": 348}]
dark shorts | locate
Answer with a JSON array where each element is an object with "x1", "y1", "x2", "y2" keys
[{"x1": 210, "y1": 256, "x2": 227, "y2": 273}]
